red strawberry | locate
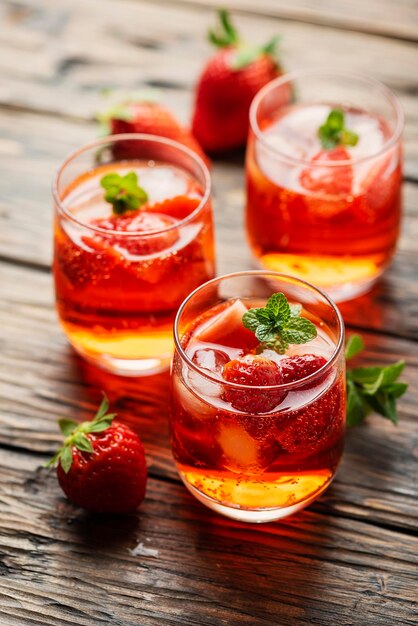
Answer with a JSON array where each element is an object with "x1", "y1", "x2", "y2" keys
[
  {"x1": 101, "y1": 100, "x2": 208, "y2": 164},
  {"x1": 279, "y1": 354, "x2": 327, "y2": 384},
  {"x1": 299, "y1": 146, "x2": 353, "y2": 195},
  {"x1": 49, "y1": 396, "x2": 147, "y2": 514},
  {"x1": 192, "y1": 10, "x2": 284, "y2": 153},
  {"x1": 276, "y1": 379, "x2": 345, "y2": 454},
  {"x1": 223, "y1": 354, "x2": 284, "y2": 413}
]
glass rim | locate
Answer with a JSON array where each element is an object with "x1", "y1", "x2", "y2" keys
[
  {"x1": 52, "y1": 133, "x2": 212, "y2": 238},
  {"x1": 174, "y1": 270, "x2": 345, "y2": 392},
  {"x1": 249, "y1": 68, "x2": 404, "y2": 168}
]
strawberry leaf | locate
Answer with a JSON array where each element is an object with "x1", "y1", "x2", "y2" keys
[
  {"x1": 58, "y1": 419, "x2": 78, "y2": 437},
  {"x1": 60, "y1": 446, "x2": 73, "y2": 474},
  {"x1": 73, "y1": 433, "x2": 94, "y2": 453},
  {"x1": 95, "y1": 395, "x2": 110, "y2": 420},
  {"x1": 208, "y1": 9, "x2": 239, "y2": 48}
]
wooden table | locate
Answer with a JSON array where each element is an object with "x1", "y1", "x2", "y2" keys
[{"x1": 0, "y1": 1, "x2": 417, "y2": 624}]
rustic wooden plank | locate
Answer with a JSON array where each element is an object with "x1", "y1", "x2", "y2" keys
[
  {"x1": 169, "y1": 0, "x2": 418, "y2": 42},
  {"x1": 0, "y1": 448, "x2": 417, "y2": 626},
  {"x1": 0, "y1": 0, "x2": 417, "y2": 126},
  {"x1": 0, "y1": 262, "x2": 416, "y2": 533}
]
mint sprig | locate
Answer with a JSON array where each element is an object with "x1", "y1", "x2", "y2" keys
[
  {"x1": 242, "y1": 292, "x2": 317, "y2": 354},
  {"x1": 318, "y1": 109, "x2": 359, "y2": 150},
  {"x1": 100, "y1": 171, "x2": 148, "y2": 215},
  {"x1": 346, "y1": 335, "x2": 408, "y2": 426},
  {"x1": 46, "y1": 395, "x2": 117, "y2": 474}
]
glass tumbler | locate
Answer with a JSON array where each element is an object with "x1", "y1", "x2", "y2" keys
[
  {"x1": 53, "y1": 134, "x2": 214, "y2": 375},
  {"x1": 170, "y1": 271, "x2": 345, "y2": 523}
]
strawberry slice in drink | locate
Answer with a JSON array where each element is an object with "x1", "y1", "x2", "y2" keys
[
  {"x1": 86, "y1": 211, "x2": 179, "y2": 257},
  {"x1": 299, "y1": 146, "x2": 353, "y2": 196},
  {"x1": 147, "y1": 194, "x2": 202, "y2": 221}
]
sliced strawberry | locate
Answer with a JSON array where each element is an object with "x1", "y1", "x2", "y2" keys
[
  {"x1": 197, "y1": 300, "x2": 259, "y2": 350},
  {"x1": 300, "y1": 146, "x2": 353, "y2": 196},
  {"x1": 89, "y1": 211, "x2": 179, "y2": 256},
  {"x1": 279, "y1": 354, "x2": 327, "y2": 384},
  {"x1": 276, "y1": 379, "x2": 345, "y2": 454},
  {"x1": 223, "y1": 354, "x2": 284, "y2": 413},
  {"x1": 147, "y1": 195, "x2": 201, "y2": 221}
]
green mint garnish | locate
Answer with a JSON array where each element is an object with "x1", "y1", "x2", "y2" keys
[
  {"x1": 242, "y1": 292, "x2": 317, "y2": 354},
  {"x1": 100, "y1": 171, "x2": 148, "y2": 215},
  {"x1": 45, "y1": 395, "x2": 117, "y2": 474},
  {"x1": 346, "y1": 334, "x2": 408, "y2": 426},
  {"x1": 209, "y1": 9, "x2": 280, "y2": 70},
  {"x1": 318, "y1": 109, "x2": 359, "y2": 150}
]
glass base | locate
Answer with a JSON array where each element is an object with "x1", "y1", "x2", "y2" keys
[
  {"x1": 70, "y1": 343, "x2": 170, "y2": 376},
  {"x1": 180, "y1": 473, "x2": 332, "y2": 523},
  {"x1": 254, "y1": 254, "x2": 385, "y2": 303},
  {"x1": 60, "y1": 321, "x2": 173, "y2": 376}
]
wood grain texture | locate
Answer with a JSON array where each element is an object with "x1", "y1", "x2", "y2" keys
[
  {"x1": 1, "y1": 449, "x2": 417, "y2": 626},
  {"x1": 0, "y1": 0, "x2": 417, "y2": 624}
]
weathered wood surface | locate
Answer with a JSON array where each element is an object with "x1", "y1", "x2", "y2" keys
[{"x1": 0, "y1": 0, "x2": 417, "y2": 624}]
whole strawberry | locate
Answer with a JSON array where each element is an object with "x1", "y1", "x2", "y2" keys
[
  {"x1": 48, "y1": 396, "x2": 147, "y2": 513},
  {"x1": 192, "y1": 9, "x2": 284, "y2": 153},
  {"x1": 99, "y1": 99, "x2": 208, "y2": 164}
]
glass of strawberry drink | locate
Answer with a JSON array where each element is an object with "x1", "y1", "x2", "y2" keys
[
  {"x1": 170, "y1": 271, "x2": 345, "y2": 522},
  {"x1": 53, "y1": 134, "x2": 214, "y2": 375},
  {"x1": 246, "y1": 70, "x2": 403, "y2": 301}
]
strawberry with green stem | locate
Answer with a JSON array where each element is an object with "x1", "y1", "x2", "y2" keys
[
  {"x1": 47, "y1": 395, "x2": 147, "y2": 514},
  {"x1": 192, "y1": 9, "x2": 285, "y2": 153},
  {"x1": 98, "y1": 97, "x2": 208, "y2": 164}
]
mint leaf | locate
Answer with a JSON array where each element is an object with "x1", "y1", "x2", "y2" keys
[
  {"x1": 101, "y1": 171, "x2": 148, "y2": 215},
  {"x1": 346, "y1": 336, "x2": 407, "y2": 427},
  {"x1": 242, "y1": 292, "x2": 317, "y2": 354},
  {"x1": 266, "y1": 292, "x2": 290, "y2": 322},
  {"x1": 345, "y1": 334, "x2": 365, "y2": 360},
  {"x1": 346, "y1": 378, "x2": 369, "y2": 426},
  {"x1": 281, "y1": 317, "x2": 317, "y2": 345},
  {"x1": 318, "y1": 109, "x2": 359, "y2": 150},
  {"x1": 242, "y1": 309, "x2": 264, "y2": 333}
]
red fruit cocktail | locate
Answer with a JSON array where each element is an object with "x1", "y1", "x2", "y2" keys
[
  {"x1": 53, "y1": 134, "x2": 214, "y2": 375},
  {"x1": 170, "y1": 271, "x2": 345, "y2": 522},
  {"x1": 246, "y1": 70, "x2": 403, "y2": 301}
]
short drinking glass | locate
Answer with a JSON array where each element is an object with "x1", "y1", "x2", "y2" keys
[
  {"x1": 246, "y1": 70, "x2": 403, "y2": 301},
  {"x1": 53, "y1": 134, "x2": 215, "y2": 375},
  {"x1": 170, "y1": 271, "x2": 345, "y2": 523}
]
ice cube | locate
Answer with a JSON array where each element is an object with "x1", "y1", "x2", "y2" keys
[
  {"x1": 173, "y1": 374, "x2": 217, "y2": 419},
  {"x1": 197, "y1": 300, "x2": 258, "y2": 350},
  {"x1": 192, "y1": 348, "x2": 230, "y2": 375}
]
